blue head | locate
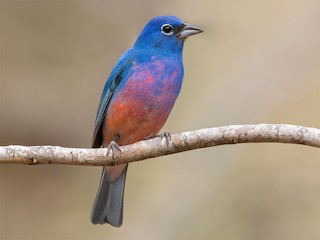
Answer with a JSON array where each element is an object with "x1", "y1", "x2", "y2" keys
[{"x1": 133, "y1": 15, "x2": 202, "y2": 54}]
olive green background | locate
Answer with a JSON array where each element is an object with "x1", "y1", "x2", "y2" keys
[{"x1": 0, "y1": 0, "x2": 319, "y2": 239}]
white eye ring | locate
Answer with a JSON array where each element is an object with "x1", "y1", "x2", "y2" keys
[{"x1": 161, "y1": 24, "x2": 174, "y2": 36}]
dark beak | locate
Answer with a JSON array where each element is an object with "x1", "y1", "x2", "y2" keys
[{"x1": 176, "y1": 23, "x2": 203, "y2": 39}]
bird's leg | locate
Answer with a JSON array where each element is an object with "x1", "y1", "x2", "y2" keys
[
  {"x1": 107, "y1": 141, "x2": 122, "y2": 159},
  {"x1": 107, "y1": 134, "x2": 122, "y2": 164},
  {"x1": 158, "y1": 132, "x2": 172, "y2": 147}
]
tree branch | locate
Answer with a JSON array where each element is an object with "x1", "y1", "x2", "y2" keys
[{"x1": 0, "y1": 124, "x2": 319, "y2": 166}]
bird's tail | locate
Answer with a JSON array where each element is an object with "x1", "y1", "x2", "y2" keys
[{"x1": 90, "y1": 165, "x2": 128, "y2": 227}]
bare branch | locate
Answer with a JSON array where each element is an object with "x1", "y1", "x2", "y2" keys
[{"x1": 0, "y1": 124, "x2": 319, "y2": 166}]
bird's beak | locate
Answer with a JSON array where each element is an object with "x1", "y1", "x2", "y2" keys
[{"x1": 176, "y1": 23, "x2": 203, "y2": 39}]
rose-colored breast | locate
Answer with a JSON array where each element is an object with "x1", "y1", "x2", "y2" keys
[{"x1": 102, "y1": 58, "x2": 183, "y2": 147}]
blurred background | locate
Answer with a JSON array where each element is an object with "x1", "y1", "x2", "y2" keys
[{"x1": 0, "y1": 0, "x2": 319, "y2": 239}]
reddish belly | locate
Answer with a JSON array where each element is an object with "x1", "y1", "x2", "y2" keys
[{"x1": 102, "y1": 65, "x2": 181, "y2": 147}]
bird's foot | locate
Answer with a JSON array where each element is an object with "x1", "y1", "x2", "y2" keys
[
  {"x1": 107, "y1": 141, "x2": 122, "y2": 162},
  {"x1": 158, "y1": 132, "x2": 172, "y2": 147}
]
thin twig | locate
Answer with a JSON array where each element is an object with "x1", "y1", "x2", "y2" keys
[{"x1": 0, "y1": 124, "x2": 319, "y2": 166}]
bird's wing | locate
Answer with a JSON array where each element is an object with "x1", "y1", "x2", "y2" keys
[{"x1": 92, "y1": 50, "x2": 133, "y2": 148}]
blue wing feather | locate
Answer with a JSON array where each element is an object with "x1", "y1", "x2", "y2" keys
[{"x1": 92, "y1": 50, "x2": 133, "y2": 147}]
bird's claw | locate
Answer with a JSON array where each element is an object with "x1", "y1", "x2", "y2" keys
[
  {"x1": 107, "y1": 141, "x2": 122, "y2": 162},
  {"x1": 158, "y1": 132, "x2": 172, "y2": 147}
]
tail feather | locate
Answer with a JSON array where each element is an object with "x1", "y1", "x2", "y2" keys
[{"x1": 91, "y1": 165, "x2": 128, "y2": 227}]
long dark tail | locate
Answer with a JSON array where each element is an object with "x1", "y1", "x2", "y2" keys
[{"x1": 90, "y1": 166, "x2": 128, "y2": 227}]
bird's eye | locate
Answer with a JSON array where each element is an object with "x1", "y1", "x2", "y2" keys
[{"x1": 161, "y1": 24, "x2": 173, "y2": 35}]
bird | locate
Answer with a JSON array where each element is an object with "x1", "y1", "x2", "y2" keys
[{"x1": 90, "y1": 15, "x2": 202, "y2": 227}]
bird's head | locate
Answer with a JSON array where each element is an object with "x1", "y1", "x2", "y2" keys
[{"x1": 133, "y1": 15, "x2": 202, "y2": 54}]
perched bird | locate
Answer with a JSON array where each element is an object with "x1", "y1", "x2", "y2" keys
[{"x1": 91, "y1": 15, "x2": 202, "y2": 227}]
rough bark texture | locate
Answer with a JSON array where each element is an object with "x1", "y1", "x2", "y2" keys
[{"x1": 0, "y1": 124, "x2": 319, "y2": 166}]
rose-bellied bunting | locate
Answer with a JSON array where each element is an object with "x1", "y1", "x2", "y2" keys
[{"x1": 91, "y1": 15, "x2": 202, "y2": 227}]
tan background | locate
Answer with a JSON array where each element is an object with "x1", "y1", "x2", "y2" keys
[{"x1": 0, "y1": 0, "x2": 319, "y2": 239}]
